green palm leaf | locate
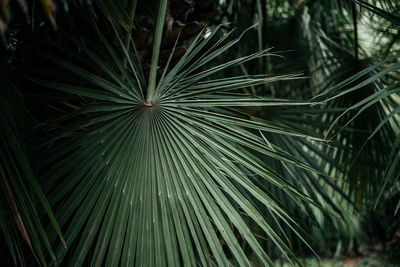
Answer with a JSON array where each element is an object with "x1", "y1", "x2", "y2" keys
[{"x1": 29, "y1": 7, "x2": 333, "y2": 266}]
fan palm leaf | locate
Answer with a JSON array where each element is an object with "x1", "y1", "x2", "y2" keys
[{"x1": 21, "y1": 5, "x2": 336, "y2": 265}]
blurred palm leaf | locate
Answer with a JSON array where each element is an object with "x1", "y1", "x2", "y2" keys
[
  {"x1": 216, "y1": 0, "x2": 363, "y2": 256},
  {"x1": 314, "y1": 55, "x2": 400, "y2": 209},
  {"x1": 215, "y1": 0, "x2": 400, "y2": 256},
  {"x1": 0, "y1": 0, "x2": 132, "y2": 38},
  {"x1": 0, "y1": 70, "x2": 64, "y2": 266}
]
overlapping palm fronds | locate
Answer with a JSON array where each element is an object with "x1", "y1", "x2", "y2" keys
[
  {"x1": 216, "y1": 0, "x2": 363, "y2": 257},
  {"x1": 215, "y1": 0, "x2": 400, "y2": 258},
  {"x1": 301, "y1": 0, "x2": 400, "y2": 209}
]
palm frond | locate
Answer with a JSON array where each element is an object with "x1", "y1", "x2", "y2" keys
[{"x1": 25, "y1": 13, "x2": 336, "y2": 265}]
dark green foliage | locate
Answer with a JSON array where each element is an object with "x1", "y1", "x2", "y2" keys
[{"x1": 0, "y1": 0, "x2": 399, "y2": 266}]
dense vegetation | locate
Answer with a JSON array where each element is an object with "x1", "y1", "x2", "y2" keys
[{"x1": 0, "y1": 0, "x2": 399, "y2": 266}]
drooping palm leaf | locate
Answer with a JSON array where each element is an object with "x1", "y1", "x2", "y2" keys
[{"x1": 0, "y1": 69, "x2": 64, "y2": 266}]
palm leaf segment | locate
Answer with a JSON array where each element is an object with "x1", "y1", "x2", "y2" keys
[{"x1": 36, "y1": 13, "x2": 327, "y2": 266}]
